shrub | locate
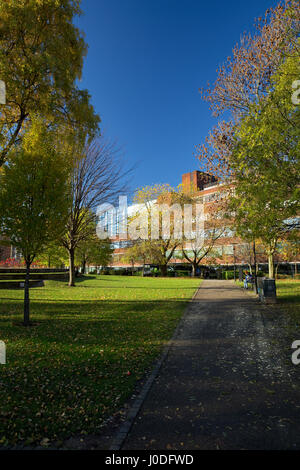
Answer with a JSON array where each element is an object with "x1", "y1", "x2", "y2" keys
[
  {"x1": 257, "y1": 271, "x2": 266, "y2": 277},
  {"x1": 176, "y1": 270, "x2": 191, "y2": 277},
  {"x1": 222, "y1": 270, "x2": 235, "y2": 280}
]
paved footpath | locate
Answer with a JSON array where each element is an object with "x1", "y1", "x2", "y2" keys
[{"x1": 122, "y1": 280, "x2": 300, "y2": 450}]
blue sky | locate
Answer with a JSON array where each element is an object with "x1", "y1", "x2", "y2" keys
[{"x1": 77, "y1": 0, "x2": 279, "y2": 191}]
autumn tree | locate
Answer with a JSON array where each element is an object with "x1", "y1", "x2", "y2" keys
[
  {"x1": 122, "y1": 243, "x2": 143, "y2": 270},
  {"x1": 122, "y1": 241, "x2": 152, "y2": 275},
  {"x1": 230, "y1": 49, "x2": 300, "y2": 278},
  {"x1": 196, "y1": 2, "x2": 300, "y2": 279},
  {"x1": 131, "y1": 184, "x2": 192, "y2": 276},
  {"x1": 181, "y1": 230, "x2": 223, "y2": 277},
  {"x1": 39, "y1": 242, "x2": 69, "y2": 268},
  {"x1": 235, "y1": 243, "x2": 255, "y2": 274},
  {"x1": 76, "y1": 236, "x2": 113, "y2": 274},
  {"x1": 196, "y1": 0, "x2": 300, "y2": 180},
  {"x1": 201, "y1": 1, "x2": 300, "y2": 119},
  {"x1": 0, "y1": 0, "x2": 100, "y2": 166},
  {"x1": 277, "y1": 237, "x2": 300, "y2": 277},
  {"x1": 180, "y1": 192, "x2": 227, "y2": 276},
  {"x1": 62, "y1": 137, "x2": 127, "y2": 286},
  {"x1": 0, "y1": 122, "x2": 70, "y2": 325}
]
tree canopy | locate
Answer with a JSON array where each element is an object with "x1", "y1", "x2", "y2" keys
[
  {"x1": 0, "y1": 0, "x2": 100, "y2": 166},
  {"x1": 0, "y1": 121, "x2": 71, "y2": 324}
]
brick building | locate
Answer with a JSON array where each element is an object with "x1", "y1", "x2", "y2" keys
[
  {"x1": 0, "y1": 238, "x2": 17, "y2": 263},
  {"x1": 109, "y1": 170, "x2": 299, "y2": 272}
]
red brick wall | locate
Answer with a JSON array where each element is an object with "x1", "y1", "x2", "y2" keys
[
  {"x1": 182, "y1": 171, "x2": 217, "y2": 193},
  {"x1": 110, "y1": 172, "x2": 299, "y2": 267},
  {"x1": 0, "y1": 243, "x2": 11, "y2": 262}
]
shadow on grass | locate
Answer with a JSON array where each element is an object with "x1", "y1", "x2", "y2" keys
[
  {"x1": 0, "y1": 298, "x2": 189, "y2": 315},
  {"x1": 0, "y1": 298, "x2": 190, "y2": 348},
  {"x1": 278, "y1": 295, "x2": 300, "y2": 304},
  {"x1": 47, "y1": 275, "x2": 97, "y2": 284}
]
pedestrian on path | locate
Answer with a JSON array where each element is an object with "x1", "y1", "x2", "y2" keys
[{"x1": 244, "y1": 271, "x2": 252, "y2": 289}]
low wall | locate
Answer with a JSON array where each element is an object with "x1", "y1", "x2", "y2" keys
[
  {"x1": 0, "y1": 273, "x2": 68, "y2": 280},
  {"x1": 0, "y1": 280, "x2": 44, "y2": 289},
  {"x1": 0, "y1": 268, "x2": 68, "y2": 273}
]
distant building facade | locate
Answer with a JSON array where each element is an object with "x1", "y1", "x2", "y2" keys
[
  {"x1": 97, "y1": 170, "x2": 300, "y2": 273},
  {"x1": 109, "y1": 170, "x2": 299, "y2": 271}
]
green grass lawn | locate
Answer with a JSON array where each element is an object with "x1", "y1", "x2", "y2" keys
[
  {"x1": 275, "y1": 279, "x2": 300, "y2": 327},
  {"x1": 0, "y1": 275, "x2": 200, "y2": 446},
  {"x1": 276, "y1": 279, "x2": 300, "y2": 305}
]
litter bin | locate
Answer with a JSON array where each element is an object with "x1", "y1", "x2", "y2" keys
[{"x1": 257, "y1": 277, "x2": 276, "y2": 303}]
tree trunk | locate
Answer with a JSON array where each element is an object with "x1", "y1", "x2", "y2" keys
[
  {"x1": 23, "y1": 261, "x2": 31, "y2": 326},
  {"x1": 252, "y1": 241, "x2": 258, "y2": 294},
  {"x1": 268, "y1": 252, "x2": 275, "y2": 279},
  {"x1": 82, "y1": 259, "x2": 86, "y2": 275},
  {"x1": 69, "y1": 247, "x2": 75, "y2": 287},
  {"x1": 192, "y1": 264, "x2": 197, "y2": 277},
  {"x1": 160, "y1": 264, "x2": 167, "y2": 277}
]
